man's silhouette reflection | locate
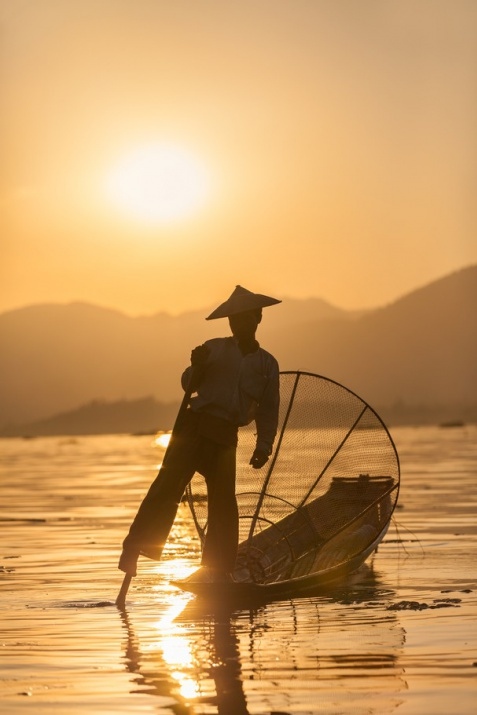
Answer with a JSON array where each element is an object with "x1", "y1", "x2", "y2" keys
[
  {"x1": 207, "y1": 616, "x2": 249, "y2": 714},
  {"x1": 119, "y1": 606, "x2": 252, "y2": 714}
]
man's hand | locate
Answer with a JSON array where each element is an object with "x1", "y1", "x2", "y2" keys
[
  {"x1": 250, "y1": 449, "x2": 269, "y2": 469},
  {"x1": 190, "y1": 344, "x2": 210, "y2": 366}
]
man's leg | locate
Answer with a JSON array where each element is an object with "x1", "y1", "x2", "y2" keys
[
  {"x1": 200, "y1": 441, "x2": 239, "y2": 574},
  {"x1": 119, "y1": 416, "x2": 199, "y2": 575}
]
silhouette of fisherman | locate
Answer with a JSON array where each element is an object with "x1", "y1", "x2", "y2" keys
[{"x1": 117, "y1": 285, "x2": 281, "y2": 590}]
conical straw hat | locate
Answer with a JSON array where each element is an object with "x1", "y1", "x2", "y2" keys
[{"x1": 206, "y1": 285, "x2": 281, "y2": 320}]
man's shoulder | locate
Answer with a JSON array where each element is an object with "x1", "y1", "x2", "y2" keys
[
  {"x1": 257, "y1": 346, "x2": 279, "y2": 368},
  {"x1": 204, "y1": 336, "x2": 231, "y2": 347},
  {"x1": 203, "y1": 336, "x2": 234, "y2": 354}
]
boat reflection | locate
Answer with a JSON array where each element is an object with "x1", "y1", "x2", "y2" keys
[{"x1": 118, "y1": 564, "x2": 407, "y2": 715}]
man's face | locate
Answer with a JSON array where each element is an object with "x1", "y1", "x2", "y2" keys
[{"x1": 228, "y1": 310, "x2": 261, "y2": 340}]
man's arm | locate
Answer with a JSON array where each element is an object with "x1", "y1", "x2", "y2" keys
[
  {"x1": 181, "y1": 343, "x2": 210, "y2": 391},
  {"x1": 250, "y1": 356, "x2": 280, "y2": 469}
]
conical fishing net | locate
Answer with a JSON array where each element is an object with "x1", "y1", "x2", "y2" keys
[{"x1": 186, "y1": 371, "x2": 400, "y2": 585}]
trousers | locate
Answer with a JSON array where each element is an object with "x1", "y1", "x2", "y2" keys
[{"x1": 119, "y1": 409, "x2": 239, "y2": 576}]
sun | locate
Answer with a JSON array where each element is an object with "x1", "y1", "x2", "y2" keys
[{"x1": 105, "y1": 143, "x2": 211, "y2": 224}]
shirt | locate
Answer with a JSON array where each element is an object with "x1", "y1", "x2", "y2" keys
[{"x1": 181, "y1": 337, "x2": 280, "y2": 456}]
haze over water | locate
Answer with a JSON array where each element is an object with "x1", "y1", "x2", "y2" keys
[{"x1": 1, "y1": 425, "x2": 476, "y2": 714}]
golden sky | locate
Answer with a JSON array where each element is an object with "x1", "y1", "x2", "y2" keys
[{"x1": 2, "y1": 0, "x2": 476, "y2": 315}]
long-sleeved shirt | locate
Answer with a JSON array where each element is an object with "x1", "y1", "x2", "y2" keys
[{"x1": 181, "y1": 337, "x2": 279, "y2": 456}]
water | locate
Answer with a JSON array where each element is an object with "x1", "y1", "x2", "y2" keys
[{"x1": 1, "y1": 426, "x2": 476, "y2": 714}]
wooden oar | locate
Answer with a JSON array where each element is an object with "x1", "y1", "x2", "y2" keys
[
  {"x1": 116, "y1": 572, "x2": 133, "y2": 609},
  {"x1": 116, "y1": 368, "x2": 200, "y2": 608}
]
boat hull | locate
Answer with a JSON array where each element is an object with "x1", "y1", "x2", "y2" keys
[{"x1": 173, "y1": 523, "x2": 388, "y2": 602}]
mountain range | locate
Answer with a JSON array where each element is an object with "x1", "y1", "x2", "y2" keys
[{"x1": 1, "y1": 265, "x2": 476, "y2": 435}]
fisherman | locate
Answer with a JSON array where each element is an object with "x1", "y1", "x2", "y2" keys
[{"x1": 118, "y1": 285, "x2": 281, "y2": 585}]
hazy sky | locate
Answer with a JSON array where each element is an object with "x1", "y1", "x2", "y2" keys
[{"x1": 2, "y1": 0, "x2": 476, "y2": 315}]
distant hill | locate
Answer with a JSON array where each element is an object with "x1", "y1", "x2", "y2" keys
[
  {"x1": 1, "y1": 265, "x2": 476, "y2": 434},
  {"x1": 4, "y1": 392, "x2": 476, "y2": 438},
  {"x1": 274, "y1": 264, "x2": 477, "y2": 409},
  {"x1": 0, "y1": 396, "x2": 178, "y2": 437}
]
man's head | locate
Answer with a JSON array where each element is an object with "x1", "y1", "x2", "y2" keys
[{"x1": 228, "y1": 308, "x2": 262, "y2": 341}]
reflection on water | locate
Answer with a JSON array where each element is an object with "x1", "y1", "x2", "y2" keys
[
  {"x1": 1, "y1": 426, "x2": 476, "y2": 714},
  {"x1": 121, "y1": 603, "x2": 250, "y2": 714},
  {"x1": 115, "y1": 563, "x2": 406, "y2": 715},
  {"x1": 155, "y1": 431, "x2": 172, "y2": 450}
]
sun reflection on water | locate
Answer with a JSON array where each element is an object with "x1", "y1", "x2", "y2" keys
[
  {"x1": 151, "y1": 598, "x2": 203, "y2": 704},
  {"x1": 150, "y1": 556, "x2": 198, "y2": 586},
  {"x1": 175, "y1": 676, "x2": 201, "y2": 701},
  {"x1": 154, "y1": 432, "x2": 171, "y2": 449},
  {"x1": 153, "y1": 593, "x2": 193, "y2": 628}
]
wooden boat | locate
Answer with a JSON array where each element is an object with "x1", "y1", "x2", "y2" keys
[{"x1": 176, "y1": 371, "x2": 400, "y2": 600}]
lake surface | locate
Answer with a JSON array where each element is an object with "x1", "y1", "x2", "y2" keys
[{"x1": 1, "y1": 425, "x2": 476, "y2": 714}]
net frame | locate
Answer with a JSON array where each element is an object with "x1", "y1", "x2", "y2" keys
[{"x1": 185, "y1": 371, "x2": 400, "y2": 585}]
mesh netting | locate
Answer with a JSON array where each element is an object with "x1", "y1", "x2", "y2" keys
[{"x1": 186, "y1": 371, "x2": 400, "y2": 585}]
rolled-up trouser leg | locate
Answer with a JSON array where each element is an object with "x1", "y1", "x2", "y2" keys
[{"x1": 119, "y1": 420, "x2": 199, "y2": 575}]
